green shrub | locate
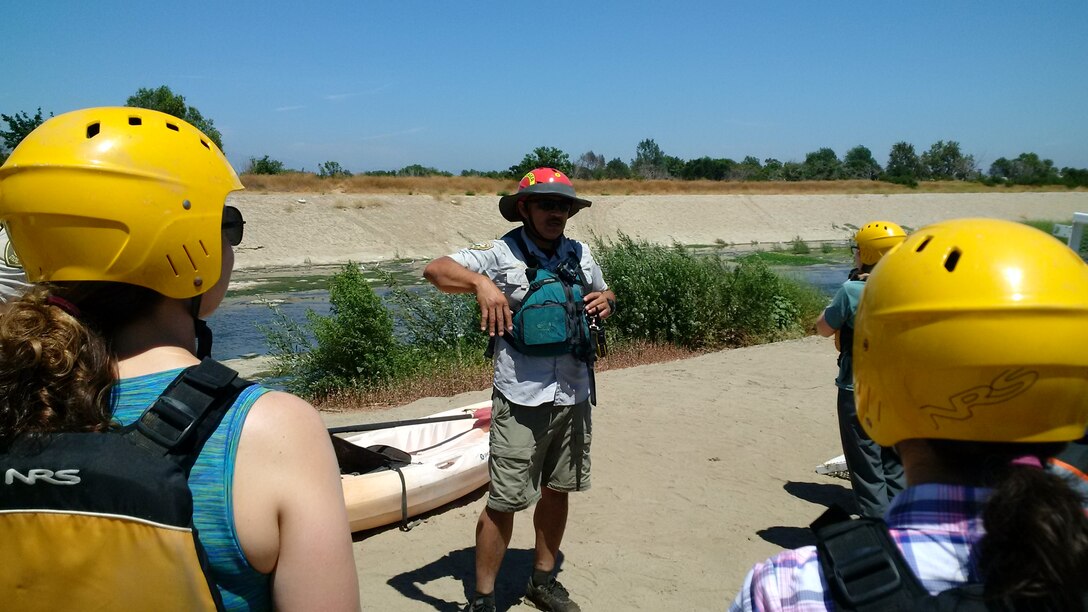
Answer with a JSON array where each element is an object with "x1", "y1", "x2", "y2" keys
[
  {"x1": 246, "y1": 155, "x2": 285, "y2": 175},
  {"x1": 790, "y1": 236, "x2": 811, "y2": 254},
  {"x1": 376, "y1": 269, "x2": 487, "y2": 358},
  {"x1": 318, "y1": 161, "x2": 353, "y2": 178},
  {"x1": 265, "y1": 237, "x2": 828, "y2": 398},
  {"x1": 262, "y1": 263, "x2": 489, "y2": 398},
  {"x1": 594, "y1": 234, "x2": 821, "y2": 349},
  {"x1": 262, "y1": 263, "x2": 397, "y2": 396}
]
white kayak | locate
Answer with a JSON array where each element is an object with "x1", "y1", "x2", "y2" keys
[
  {"x1": 336, "y1": 401, "x2": 492, "y2": 532},
  {"x1": 816, "y1": 454, "x2": 849, "y2": 479}
]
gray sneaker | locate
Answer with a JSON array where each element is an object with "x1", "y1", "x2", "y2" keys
[
  {"x1": 525, "y1": 577, "x2": 581, "y2": 612},
  {"x1": 463, "y1": 596, "x2": 496, "y2": 612}
]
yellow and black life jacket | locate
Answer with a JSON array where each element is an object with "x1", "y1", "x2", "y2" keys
[{"x1": 0, "y1": 359, "x2": 252, "y2": 611}]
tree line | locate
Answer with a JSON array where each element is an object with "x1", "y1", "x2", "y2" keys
[{"x1": 3, "y1": 85, "x2": 1086, "y2": 188}]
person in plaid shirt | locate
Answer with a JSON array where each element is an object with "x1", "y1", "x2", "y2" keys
[{"x1": 731, "y1": 218, "x2": 1088, "y2": 611}]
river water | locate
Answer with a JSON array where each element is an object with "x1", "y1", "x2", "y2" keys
[{"x1": 207, "y1": 264, "x2": 852, "y2": 361}]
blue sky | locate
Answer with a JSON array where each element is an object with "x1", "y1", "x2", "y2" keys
[{"x1": 5, "y1": 1, "x2": 1086, "y2": 174}]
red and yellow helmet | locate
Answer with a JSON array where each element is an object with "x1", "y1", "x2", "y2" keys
[
  {"x1": 0, "y1": 107, "x2": 243, "y2": 298},
  {"x1": 854, "y1": 218, "x2": 1088, "y2": 446},
  {"x1": 498, "y1": 167, "x2": 592, "y2": 222}
]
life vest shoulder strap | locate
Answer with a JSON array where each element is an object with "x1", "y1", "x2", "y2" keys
[
  {"x1": 123, "y1": 358, "x2": 254, "y2": 476},
  {"x1": 501, "y1": 229, "x2": 585, "y2": 282},
  {"x1": 812, "y1": 505, "x2": 993, "y2": 612}
]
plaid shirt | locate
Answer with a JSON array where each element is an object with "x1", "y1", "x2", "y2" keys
[{"x1": 729, "y1": 484, "x2": 989, "y2": 611}]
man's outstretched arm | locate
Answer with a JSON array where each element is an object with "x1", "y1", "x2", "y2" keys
[{"x1": 424, "y1": 256, "x2": 512, "y2": 337}]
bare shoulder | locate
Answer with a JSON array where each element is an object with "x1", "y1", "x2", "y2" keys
[{"x1": 239, "y1": 390, "x2": 331, "y2": 452}]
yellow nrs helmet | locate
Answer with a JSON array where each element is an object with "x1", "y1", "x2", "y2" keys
[
  {"x1": 855, "y1": 221, "x2": 907, "y2": 266},
  {"x1": 0, "y1": 107, "x2": 242, "y2": 299},
  {"x1": 854, "y1": 218, "x2": 1088, "y2": 447}
]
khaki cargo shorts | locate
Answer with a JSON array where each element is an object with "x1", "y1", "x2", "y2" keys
[{"x1": 487, "y1": 391, "x2": 592, "y2": 513}]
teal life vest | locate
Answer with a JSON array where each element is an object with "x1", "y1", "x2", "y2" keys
[{"x1": 501, "y1": 229, "x2": 594, "y2": 362}]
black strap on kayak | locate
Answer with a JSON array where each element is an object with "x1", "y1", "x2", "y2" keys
[
  {"x1": 330, "y1": 436, "x2": 418, "y2": 531},
  {"x1": 362, "y1": 443, "x2": 417, "y2": 532},
  {"x1": 391, "y1": 465, "x2": 418, "y2": 532}
]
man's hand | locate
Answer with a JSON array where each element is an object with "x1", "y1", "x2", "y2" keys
[
  {"x1": 423, "y1": 256, "x2": 512, "y2": 337},
  {"x1": 583, "y1": 290, "x2": 616, "y2": 319},
  {"x1": 475, "y1": 278, "x2": 512, "y2": 337}
]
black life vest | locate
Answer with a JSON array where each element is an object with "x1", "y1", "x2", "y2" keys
[{"x1": 0, "y1": 359, "x2": 252, "y2": 611}]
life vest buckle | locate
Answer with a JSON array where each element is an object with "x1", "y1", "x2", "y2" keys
[{"x1": 136, "y1": 394, "x2": 201, "y2": 450}]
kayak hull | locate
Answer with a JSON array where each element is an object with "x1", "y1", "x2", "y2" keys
[
  {"x1": 816, "y1": 453, "x2": 849, "y2": 478},
  {"x1": 339, "y1": 401, "x2": 492, "y2": 532}
]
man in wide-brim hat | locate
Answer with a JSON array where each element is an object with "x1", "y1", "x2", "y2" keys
[{"x1": 424, "y1": 167, "x2": 615, "y2": 612}]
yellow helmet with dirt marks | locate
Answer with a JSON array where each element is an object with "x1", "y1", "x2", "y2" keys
[
  {"x1": 0, "y1": 107, "x2": 242, "y2": 298},
  {"x1": 854, "y1": 218, "x2": 1088, "y2": 446},
  {"x1": 854, "y1": 221, "x2": 907, "y2": 266}
]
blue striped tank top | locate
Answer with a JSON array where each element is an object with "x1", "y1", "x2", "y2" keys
[{"x1": 111, "y1": 368, "x2": 273, "y2": 611}]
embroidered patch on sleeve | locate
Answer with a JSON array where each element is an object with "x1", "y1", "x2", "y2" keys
[{"x1": 469, "y1": 242, "x2": 494, "y2": 251}]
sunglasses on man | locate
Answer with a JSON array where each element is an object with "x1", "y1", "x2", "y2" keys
[
  {"x1": 223, "y1": 206, "x2": 245, "y2": 246},
  {"x1": 529, "y1": 198, "x2": 573, "y2": 214}
]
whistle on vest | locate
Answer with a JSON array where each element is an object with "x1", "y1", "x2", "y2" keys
[{"x1": 588, "y1": 314, "x2": 608, "y2": 358}]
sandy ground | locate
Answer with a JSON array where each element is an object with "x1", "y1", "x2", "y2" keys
[
  {"x1": 220, "y1": 192, "x2": 1085, "y2": 610},
  {"x1": 318, "y1": 337, "x2": 844, "y2": 611}
]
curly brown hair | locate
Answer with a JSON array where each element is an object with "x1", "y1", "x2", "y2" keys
[
  {"x1": 0, "y1": 285, "x2": 116, "y2": 446},
  {"x1": 930, "y1": 440, "x2": 1088, "y2": 608}
]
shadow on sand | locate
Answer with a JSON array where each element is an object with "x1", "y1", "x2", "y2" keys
[
  {"x1": 756, "y1": 480, "x2": 856, "y2": 549},
  {"x1": 385, "y1": 547, "x2": 569, "y2": 612},
  {"x1": 350, "y1": 485, "x2": 569, "y2": 610}
]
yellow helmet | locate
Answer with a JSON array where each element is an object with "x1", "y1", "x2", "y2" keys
[
  {"x1": 855, "y1": 221, "x2": 907, "y2": 266},
  {"x1": 0, "y1": 107, "x2": 242, "y2": 299},
  {"x1": 854, "y1": 218, "x2": 1088, "y2": 446}
]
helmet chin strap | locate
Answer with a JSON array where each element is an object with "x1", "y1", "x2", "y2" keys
[{"x1": 190, "y1": 295, "x2": 213, "y2": 360}]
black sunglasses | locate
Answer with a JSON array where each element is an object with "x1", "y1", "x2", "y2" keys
[
  {"x1": 530, "y1": 198, "x2": 573, "y2": 214},
  {"x1": 222, "y1": 205, "x2": 245, "y2": 246},
  {"x1": 850, "y1": 245, "x2": 860, "y2": 253}
]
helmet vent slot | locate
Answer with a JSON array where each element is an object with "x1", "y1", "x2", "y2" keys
[
  {"x1": 182, "y1": 244, "x2": 196, "y2": 270},
  {"x1": 944, "y1": 249, "x2": 962, "y2": 272},
  {"x1": 128, "y1": 116, "x2": 142, "y2": 126},
  {"x1": 915, "y1": 236, "x2": 932, "y2": 252},
  {"x1": 165, "y1": 255, "x2": 179, "y2": 276},
  {"x1": 198, "y1": 239, "x2": 208, "y2": 256},
  {"x1": 200, "y1": 139, "x2": 210, "y2": 150},
  {"x1": 86, "y1": 123, "x2": 100, "y2": 139},
  {"x1": 166, "y1": 122, "x2": 179, "y2": 132}
]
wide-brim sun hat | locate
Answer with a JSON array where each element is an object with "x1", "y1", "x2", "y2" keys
[{"x1": 498, "y1": 167, "x2": 592, "y2": 222}]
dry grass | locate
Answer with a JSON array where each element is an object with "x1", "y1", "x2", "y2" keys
[
  {"x1": 241, "y1": 174, "x2": 1082, "y2": 197},
  {"x1": 314, "y1": 362, "x2": 494, "y2": 413},
  {"x1": 241, "y1": 173, "x2": 510, "y2": 196},
  {"x1": 311, "y1": 340, "x2": 702, "y2": 412}
]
